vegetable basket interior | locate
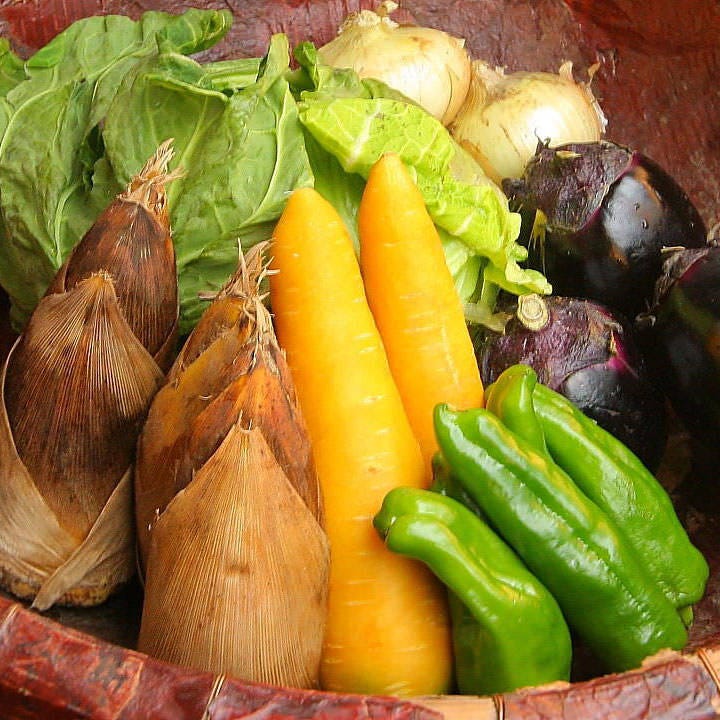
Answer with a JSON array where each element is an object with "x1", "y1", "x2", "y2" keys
[{"x1": 1, "y1": 1, "x2": 720, "y2": 718}]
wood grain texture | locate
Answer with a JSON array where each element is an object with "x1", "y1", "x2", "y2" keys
[{"x1": 3, "y1": 592, "x2": 720, "y2": 719}]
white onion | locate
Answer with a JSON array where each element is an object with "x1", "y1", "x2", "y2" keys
[
  {"x1": 317, "y1": 2, "x2": 472, "y2": 125},
  {"x1": 450, "y1": 60, "x2": 607, "y2": 183}
]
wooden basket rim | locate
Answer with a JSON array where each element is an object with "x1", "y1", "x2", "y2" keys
[{"x1": 2, "y1": 594, "x2": 720, "y2": 719}]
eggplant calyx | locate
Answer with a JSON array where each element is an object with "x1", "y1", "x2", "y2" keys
[{"x1": 654, "y1": 246, "x2": 712, "y2": 305}]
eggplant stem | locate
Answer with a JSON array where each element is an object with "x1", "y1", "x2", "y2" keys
[{"x1": 517, "y1": 293, "x2": 550, "y2": 331}]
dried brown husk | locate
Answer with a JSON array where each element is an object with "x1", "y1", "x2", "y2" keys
[
  {"x1": 135, "y1": 243, "x2": 322, "y2": 567},
  {"x1": 0, "y1": 273, "x2": 164, "y2": 610},
  {"x1": 135, "y1": 243, "x2": 328, "y2": 688},
  {"x1": 0, "y1": 141, "x2": 181, "y2": 610},
  {"x1": 138, "y1": 424, "x2": 329, "y2": 688},
  {"x1": 47, "y1": 138, "x2": 181, "y2": 370}
]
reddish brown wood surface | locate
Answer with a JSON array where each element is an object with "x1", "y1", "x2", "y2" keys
[
  {"x1": 0, "y1": 594, "x2": 444, "y2": 720},
  {"x1": 503, "y1": 654, "x2": 719, "y2": 720}
]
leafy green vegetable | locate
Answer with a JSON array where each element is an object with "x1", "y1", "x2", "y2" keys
[
  {"x1": 292, "y1": 45, "x2": 550, "y2": 328},
  {"x1": 289, "y1": 41, "x2": 415, "y2": 251},
  {"x1": 303, "y1": 132, "x2": 366, "y2": 250},
  {"x1": 0, "y1": 39, "x2": 24, "y2": 97},
  {"x1": 290, "y1": 41, "x2": 413, "y2": 105},
  {"x1": 0, "y1": 12, "x2": 548, "y2": 336},
  {"x1": 99, "y1": 33, "x2": 313, "y2": 331},
  {"x1": 0, "y1": 9, "x2": 233, "y2": 328},
  {"x1": 200, "y1": 57, "x2": 262, "y2": 93},
  {"x1": 299, "y1": 96, "x2": 454, "y2": 180}
]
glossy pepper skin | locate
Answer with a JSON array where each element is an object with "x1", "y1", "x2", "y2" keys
[
  {"x1": 486, "y1": 364, "x2": 708, "y2": 623},
  {"x1": 434, "y1": 403, "x2": 688, "y2": 673},
  {"x1": 373, "y1": 487, "x2": 572, "y2": 695},
  {"x1": 484, "y1": 363, "x2": 547, "y2": 456},
  {"x1": 430, "y1": 453, "x2": 485, "y2": 519},
  {"x1": 530, "y1": 380, "x2": 708, "y2": 615}
]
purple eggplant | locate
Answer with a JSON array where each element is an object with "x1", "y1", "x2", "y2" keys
[
  {"x1": 637, "y1": 245, "x2": 720, "y2": 457},
  {"x1": 503, "y1": 141, "x2": 707, "y2": 321},
  {"x1": 475, "y1": 294, "x2": 668, "y2": 471}
]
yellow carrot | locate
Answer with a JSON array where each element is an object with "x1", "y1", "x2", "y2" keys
[
  {"x1": 358, "y1": 153, "x2": 485, "y2": 476},
  {"x1": 269, "y1": 187, "x2": 452, "y2": 697}
]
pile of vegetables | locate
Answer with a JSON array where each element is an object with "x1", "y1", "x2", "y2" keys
[
  {"x1": 0, "y1": 5, "x2": 546, "y2": 337},
  {"x1": 376, "y1": 360, "x2": 708, "y2": 694},
  {"x1": 0, "y1": 1, "x2": 717, "y2": 704},
  {"x1": 269, "y1": 153, "x2": 489, "y2": 695}
]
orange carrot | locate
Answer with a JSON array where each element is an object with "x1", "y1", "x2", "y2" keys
[
  {"x1": 358, "y1": 153, "x2": 485, "y2": 476},
  {"x1": 269, "y1": 187, "x2": 452, "y2": 697}
]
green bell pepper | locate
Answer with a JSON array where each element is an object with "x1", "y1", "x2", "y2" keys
[
  {"x1": 483, "y1": 364, "x2": 708, "y2": 624},
  {"x1": 484, "y1": 363, "x2": 547, "y2": 456},
  {"x1": 434, "y1": 403, "x2": 688, "y2": 673},
  {"x1": 430, "y1": 452, "x2": 485, "y2": 518},
  {"x1": 530, "y1": 380, "x2": 708, "y2": 615},
  {"x1": 373, "y1": 486, "x2": 572, "y2": 695}
]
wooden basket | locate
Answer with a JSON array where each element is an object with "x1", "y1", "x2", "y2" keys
[{"x1": 1, "y1": 2, "x2": 720, "y2": 718}]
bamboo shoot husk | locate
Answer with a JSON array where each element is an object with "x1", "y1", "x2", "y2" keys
[
  {"x1": 138, "y1": 424, "x2": 328, "y2": 687},
  {"x1": 134, "y1": 320, "x2": 255, "y2": 565},
  {"x1": 0, "y1": 141, "x2": 180, "y2": 610},
  {"x1": 135, "y1": 244, "x2": 322, "y2": 567},
  {"x1": 135, "y1": 243, "x2": 329, "y2": 688},
  {"x1": 0, "y1": 274, "x2": 163, "y2": 610},
  {"x1": 47, "y1": 139, "x2": 180, "y2": 369}
]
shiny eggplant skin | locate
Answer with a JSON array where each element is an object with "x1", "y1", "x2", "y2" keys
[
  {"x1": 476, "y1": 294, "x2": 668, "y2": 471},
  {"x1": 638, "y1": 246, "x2": 720, "y2": 455},
  {"x1": 503, "y1": 141, "x2": 707, "y2": 321}
]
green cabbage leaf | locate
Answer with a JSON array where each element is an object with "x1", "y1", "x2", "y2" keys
[{"x1": 0, "y1": 11, "x2": 548, "y2": 335}]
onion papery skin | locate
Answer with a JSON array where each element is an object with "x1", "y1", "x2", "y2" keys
[
  {"x1": 476, "y1": 294, "x2": 668, "y2": 471},
  {"x1": 317, "y1": 7, "x2": 472, "y2": 125},
  {"x1": 450, "y1": 61, "x2": 606, "y2": 185},
  {"x1": 504, "y1": 141, "x2": 708, "y2": 321}
]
